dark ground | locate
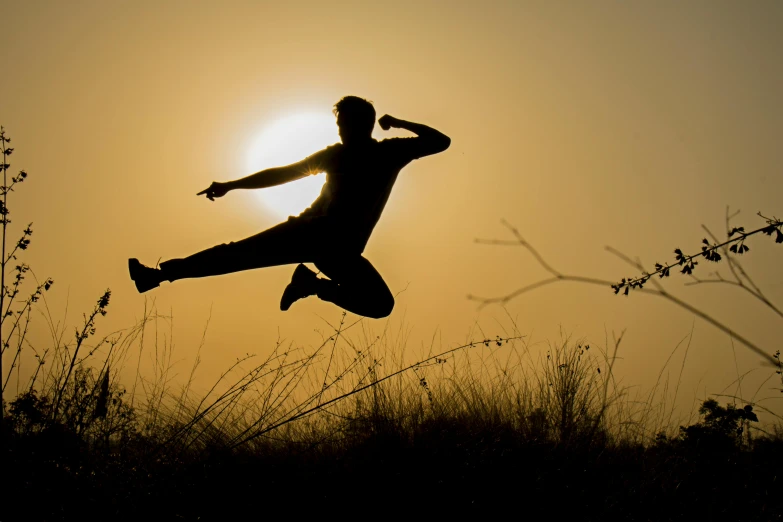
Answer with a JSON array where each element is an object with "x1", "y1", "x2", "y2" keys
[{"x1": 4, "y1": 418, "x2": 782, "y2": 521}]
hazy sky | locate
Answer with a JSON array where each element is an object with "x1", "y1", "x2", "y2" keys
[{"x1": 2, "y1": 1, "x2": 782, "y2": 420}]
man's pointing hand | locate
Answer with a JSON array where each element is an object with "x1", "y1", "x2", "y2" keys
[{"x1": 197, "y1": 181, "x2": 230, "y2": 201}]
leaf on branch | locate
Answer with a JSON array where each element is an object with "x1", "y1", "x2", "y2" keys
[
  {"x1": 776, "y1": 229, "x2": 783, "y2": 244},
  {"x1": 705, "y1": 250, "x2": 721, "y2": 262},
  {"x1": 674, "y1": 248, "x2": 688, "y2": 265}
]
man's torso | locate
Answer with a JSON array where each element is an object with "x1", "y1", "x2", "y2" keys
[{"x1": 298, "y1": 138, "x2": 424, "y2": 250}]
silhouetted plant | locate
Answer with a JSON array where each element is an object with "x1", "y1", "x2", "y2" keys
[
  {"x1": 226, "y1": 332, "x2": 523, "y2": 448},
  {"x1": 8, "y1": 365, "x2": 135, "y2": 445},
  {"x1": 0, "y1": 128, "x2": 131, "y2": 445},
  {"x1": 0, "y1": 127, "x2": 54, "y2": 425},
  {"x1": 679, "y1": 398, "x2": 759, "y2": 451},
  {"x1": 607, "y1": 209, "x2": 783, "y2": 399},
  {"x1": 7, "y1": 389, "x2": 51, "y2": 435},
  {"x1": 472, "y1": 211, "x2": 781, "y2": 367},
  {"x1": 49, "y1": 289, "x2": 112, "y2": 423},
  {"x1": 537, "y1": 338, "x2": 612, "y2": 446},
  {"x1": 612, "y1": 212, "x2": 782, "y2": 295},
  {"x1": 2, "y1": 287, "x2": 143, "y2": 452}
]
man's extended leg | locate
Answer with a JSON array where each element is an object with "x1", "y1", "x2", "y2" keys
[
  {"x1": 279, "y1": 256, "x2": 394, "y2": 319},
  {"x1": 129, "y1": 217, "x2": 328, "y2": 292}
]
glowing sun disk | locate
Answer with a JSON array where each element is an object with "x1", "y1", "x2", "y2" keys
[{"x1": 246, "y1": 112, "x2": 338, "y2": 218}]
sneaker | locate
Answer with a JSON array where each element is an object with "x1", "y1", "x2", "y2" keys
[
  {"x1": 280, "y1": 264, "x2": 318, "y2": 311},
  {"x1": 128, "y1": 258, "x2": 162, "y2": 293}
]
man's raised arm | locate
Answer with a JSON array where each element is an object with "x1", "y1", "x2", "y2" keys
[{"x1": 379, "y1": 114, "x2": 451, "y2": 156}]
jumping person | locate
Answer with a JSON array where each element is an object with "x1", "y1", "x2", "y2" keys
[{"x1": 128, "y1": 96, "x2": 450, "y2": 318}]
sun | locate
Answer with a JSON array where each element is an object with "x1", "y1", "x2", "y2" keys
[{"x1": 246, "y1": 112, "x2": 339, "y2": 218}]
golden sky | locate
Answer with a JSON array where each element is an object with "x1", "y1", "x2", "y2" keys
[{"x1": 3, "y1": 1, "x2": 782, "y2": 420}]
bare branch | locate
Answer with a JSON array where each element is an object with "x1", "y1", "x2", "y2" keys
[{"x1": 472, "y1": 220, "x2": 779, "y2": 366}]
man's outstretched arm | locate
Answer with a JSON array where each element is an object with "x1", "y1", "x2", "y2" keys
[
  {"x1": 379, "y1": 114, "x2": 451, "y2": 156},
  {"x1": 197, "y1": 156, "x2": 320, "y2": 201}
]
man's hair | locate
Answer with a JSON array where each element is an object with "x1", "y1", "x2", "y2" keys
[{"x1": 333, "y1": 96, "x2": 376, "y2": 134}]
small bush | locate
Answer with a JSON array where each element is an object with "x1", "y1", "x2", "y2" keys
[{"x1": 679, "y1": 398, "x2": 759, "y2": 451}]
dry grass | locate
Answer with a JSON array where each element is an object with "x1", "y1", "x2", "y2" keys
[{"x1": 4, "y1": 302, "x2": 781, "y2": 520}]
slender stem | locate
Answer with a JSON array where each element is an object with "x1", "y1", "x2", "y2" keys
[
  {"x1": 52, "y1": 304, "x2": 101, "y2": 422},
  {"x1": 1, "y1": 129, "x2": 7, "y2": 426},
  {"x1": 618, "y1": 219, "x2": 782, "y2": 290},
  {"x1": 684, "y1": 278, "x2": 783, "y2": 319},
  {"x1": 319, "y1": 312, "x2": 345, "y2": 407}
]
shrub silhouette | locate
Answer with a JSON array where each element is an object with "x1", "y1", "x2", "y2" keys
[{"x1": 679, "y1": 398, "x2": 759, "y2": 451}]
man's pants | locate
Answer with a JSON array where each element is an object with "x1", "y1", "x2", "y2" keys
[{"x1": 159, "y1": 216, "x2": 394, "y2": 318}]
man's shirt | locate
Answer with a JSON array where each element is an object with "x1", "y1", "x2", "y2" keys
[{"x1": 296, "y1": 138, "x2": 430, "y2": 251}]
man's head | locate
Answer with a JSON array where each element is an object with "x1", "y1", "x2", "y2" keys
[{"x1": 333, "y1": 96, "x2": 375, "y2": 144}]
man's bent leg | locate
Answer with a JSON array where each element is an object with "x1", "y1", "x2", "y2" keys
[
  {"x1": 160, "y1": 218, "x2": 323, "y2": 282},
  {"x1": 312, "y1": 256, "x2": 394, "y2": 319}
]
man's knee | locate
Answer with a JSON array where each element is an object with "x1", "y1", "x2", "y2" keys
[{"x1": 367, "y1": 291, "x2": 394, "y2": 319}]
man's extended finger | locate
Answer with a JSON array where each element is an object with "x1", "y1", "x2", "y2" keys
[{"x1": 196, "y1": 189, "x2": 208, "y2": 196}]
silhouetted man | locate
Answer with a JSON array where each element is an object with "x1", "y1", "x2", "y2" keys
[{"x1": 128, "y1": 96, "x2": 450, "y2": 318}]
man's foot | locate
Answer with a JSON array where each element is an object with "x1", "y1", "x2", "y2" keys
[
  {"x1": 280, "y1": 264, "x2": 319, "y2": 311},
  {"x1": 128, "y1": 258, "x2": 163, "y2": 293}
]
